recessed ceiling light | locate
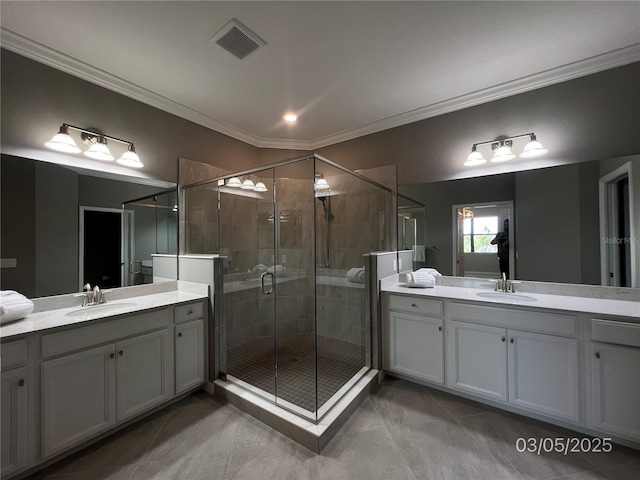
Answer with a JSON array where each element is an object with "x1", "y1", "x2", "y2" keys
[{"x1": 283, "y1": 113, "x2": 297, "y2": 123}]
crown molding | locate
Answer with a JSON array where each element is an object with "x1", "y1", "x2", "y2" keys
[
  {"x1": 3, "y1": 28, "x2": 639, "y2": 152},
  {"x1": 306, "y1": 44, "x2": 640, "y2": 150},
  {"x1": 0, "y1": 29, "x2": 262, "y2": 147}
]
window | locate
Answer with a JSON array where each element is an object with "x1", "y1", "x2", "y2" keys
[{"x1": 463, "y1": 216, "x2": 498, "y2": 253}]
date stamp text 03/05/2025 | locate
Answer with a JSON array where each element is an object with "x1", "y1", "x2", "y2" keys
[{"x1": 516, "y1": 437, "x2": 613, "y2": 456}]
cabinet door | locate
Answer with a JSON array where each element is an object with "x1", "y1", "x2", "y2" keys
[
  {"x1": 175, "y1": 319, "x2": 205, "y2": 394},
  {"x1": 446, "y1": 321, "x2": 508, "y2": 402},
  {"x1": 116, "y1": 329, "x2": 173, "y2": 421},
  {"x1": 590, "y1": 343, "x2": 640, "y2": 442},
  {"x1": 42, "y1": 345, "x2": 116, "y2": 458},
  {"x1": 1, "y1": 368, "x2": 28, "y2": 477},
  {"x1": 386, "y1": 311, "x2": 443, "y2": 384},
  {"x1": 508, "y1": 331, "x2": 579, "y2": 422}
]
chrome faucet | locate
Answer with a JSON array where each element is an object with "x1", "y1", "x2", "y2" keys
[
  {"x1": 81, "y1": 283, "x2": 106, "y2": 306},
  {"x1": 494, "y1": 273, "x2": 512, "y2": 293},
  {"x1": 93, "y1": 285, "x2": 106, "y2": 304}
]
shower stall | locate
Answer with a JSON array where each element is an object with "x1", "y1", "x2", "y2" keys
[{"x1": 182, "y1": 154, "x2": 393, "y2": 421}]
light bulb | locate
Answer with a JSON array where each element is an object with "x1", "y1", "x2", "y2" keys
[
  {"x1": 241, "y1": 179, "x2": 255, "y2": 190},
  {"x1": 519, "y1": 136, "x2": 548, "y2": 158},
  {"x1": 464, "y1": 148, "x2": 486, "y2": 167},
  {"x1": 253, "y1": 181, "x2": 268, "y2": 192},
  {"x1": 490, "y1": 143, "x2": 516, "y2": 163}
]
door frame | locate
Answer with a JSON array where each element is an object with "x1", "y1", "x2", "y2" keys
[
  {"x1": 78, "y1": 206, "x2": 131, "y2": 290},
  {"x1": 452, "y1": 200, "x2": 514, "y2": 280},
  {"x1": 599, "y1": 161, "x2": 636, "y2": 287}
]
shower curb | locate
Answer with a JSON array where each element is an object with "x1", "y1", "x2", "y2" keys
[{"x1": 209, "y1": 369, "x2": 379, "y2": 453}]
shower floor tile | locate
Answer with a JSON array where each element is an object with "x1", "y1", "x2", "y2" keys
[{"x1": 227, "y1": 334, "x2": 364, "y2": 412}]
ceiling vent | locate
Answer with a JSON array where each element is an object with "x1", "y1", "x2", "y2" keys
[{"x1": 211, "y1": 18, "x2": 266, "y2": 60}]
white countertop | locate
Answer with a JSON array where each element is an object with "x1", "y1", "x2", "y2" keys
[
  {"x1": 0, "y1": 290, "x2": 208, "y2": 340},
  {"x1": 381, "y1": 282, "x2": 640, "y2": 320}
]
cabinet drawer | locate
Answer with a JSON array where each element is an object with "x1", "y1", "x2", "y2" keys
[
  {"x1": 448, "y1": 302, "x2": 578, "y2": 336},
  {"x1": 1, "y1": 339, "x2": 28, "y2": 370},
  {"x1": 592, "y1": 319, "x2": 640, "y2": 348},
  {"x1": 388, "y1": 295, "x2": 443, "y2": 317},
  {"x1": 175, "y1": 302, "x2": 204, "y2": 323},
  {"x1": 42, "y1": 309, "x2": 171, "y2": 359}
]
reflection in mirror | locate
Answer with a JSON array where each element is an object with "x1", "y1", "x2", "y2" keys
[
  {"x1": 0, "y1": 155, "x2": 177, "y2": 298},
  {"x1": 123, "y1": 189, "x2": 178, "y2": 287},
  {"x1": 397, "y1": 194, "x2": 426, "y2": 271},
  {"x1": 453, "y1": 201, "x2": 514, "y2": 280},
  {"x1": 399, "y1": 155, "x2": 640, "y2": 287}
]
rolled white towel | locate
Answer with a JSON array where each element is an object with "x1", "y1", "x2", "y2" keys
[
  {"x1": 267, "y1": 265, "x2": 286, "y2": 274},
  {"x1": 417, "y1": 268, "x2": 442, "y2": 277},
  {"x1": 0, "y1": 290, "x2": 34, "y2": 324},
  {"x1": 406, "y1": 271, "x2": 436, "y2": 288},
  {"x1": 346, "y1": 267, "x2": 365, "y2": 283}
]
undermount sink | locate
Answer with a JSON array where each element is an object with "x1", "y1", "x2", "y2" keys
[
  {"x1": 65, "y1": 302, "x2": 138, "y2": 318},
  {"x1": 475, "y1": 292, "x2": 537, "y2": 302}
]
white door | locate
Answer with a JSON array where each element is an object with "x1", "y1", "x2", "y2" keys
[
  {"x1": 590, "y1": 343, "x2": 640, "y2": 442},
  {"x1": 116, "y1": 329, "x2": 173, "y2": 421},
  {"x1": 42, "y1": 345, "x2": 116, "y2": 458},
  {"x1": 1, "y1": 368, "x2": 28, "y2": 477},
  {"x1": 447, "y1": 321, "x2": 508, "y2": 402},
  {"x1": 387, "y1": 311, "x2": 443, "y2": 384},
  {"x1": 508, "y1": 330, "x2": 579, "y2": 422},
  {"x1": 175, "y1": 319, "x2": 205, "y2": 394}
]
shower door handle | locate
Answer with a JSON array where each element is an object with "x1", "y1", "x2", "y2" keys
[{"x1": 261, "y1": 272, "x2": 274, "y2": 295}]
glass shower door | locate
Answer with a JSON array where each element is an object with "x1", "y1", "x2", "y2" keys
[{"x1": 219, "y1": 168, "x2": 277, "y2": 398}]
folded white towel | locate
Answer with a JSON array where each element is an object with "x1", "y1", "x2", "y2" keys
[
  {"x1": 346, "y1": 267, "x2": 365, "y2": 283},
  {"x1": 406, "y1": 271, "x2": 436, "y2": 288},
  {"x1": 417, "y1": 268, "x2": 442, "y2": 277},
  {"x1": 0, "y1": 290, "x2": 34, "y2": 324}
]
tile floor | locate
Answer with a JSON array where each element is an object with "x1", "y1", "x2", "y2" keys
[
  {"x1": 27, "y1": 377, "x2": 639, "y2": 480},
  {"x1": 227, "y1": 334, "x2": 364, "y2": 411}
]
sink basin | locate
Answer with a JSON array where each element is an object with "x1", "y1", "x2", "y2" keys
[
  {"x1": 476, "y1": 292, "x2": 537, "y2": 302},
  {"x1": 65, "y1": 302, "x2": 138, "y2": 318}
]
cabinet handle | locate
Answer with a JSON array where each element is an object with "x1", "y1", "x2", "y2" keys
[
  {"x1": 110, "y1": 353, "x2": 115, "y2": 359},
  {"x1": 411, "y1": 303, "x2": 417, "y2": 308},
  {"x1": 595, "y1": 352, "x2": 600, "y2": 359},
  {"x1": 18, "y1": 379, "x2": 24, "y2": 387},
  {"x1": 438, "y1": 326, "x2": 442, "y2": 332},
  {"x1": 188, "y1": 309, "x2": 194, "y2": 314},
  {"x1": 510, "y1": 338, "x2": 514, "y2": 344},
  {"x1": 178, "y1": 332, "x2": 183, "y2": 338},
  {"x1": 119, "y1": 350, "x2": 124, "y2": 356},
  {"x1": 501, "y1": 336, "x2": 506, "y2": 342}
]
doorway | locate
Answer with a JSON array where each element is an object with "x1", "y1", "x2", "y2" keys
[
  {"x1": 79, "y1": 207, "x2": 124, "y2": 290},
  {"x1": 599, "y1": 162, "x2": 636, "y2": 287},
  {"x1": 452, "y1": 201, "x2": 514, "y2": 280}
]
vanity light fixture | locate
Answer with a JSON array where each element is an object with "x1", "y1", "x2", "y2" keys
[
  {"x1": 225, "y1": 174, "x2": 269, "y2": 192},
  {"x1": 464, "y1": 133, "x2": 548, "y2": 167},
  {"x1": 45, "y1": 124, "x2": 143, "y2": 168}
]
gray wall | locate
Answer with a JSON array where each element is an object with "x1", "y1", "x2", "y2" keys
[
  {"x1": 515, "y1": 166, "x2": 583, "y2": 283},
  {"x1": 35, "y1": 162, "x2": 79, "y2": 296},
  {"x1": 1, "y1": 156, "x2": 36, "y2": 297}
]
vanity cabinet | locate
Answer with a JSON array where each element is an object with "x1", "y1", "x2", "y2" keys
[
  {"x1": 589, "y1": 319, "x2": 640, "y2": 442},
  {"x1": 384, "y1": 295, "x2": 444, "y2": 384},
  {"x1": 40, "y1": 309, "x2": 174, "y2": 458},
  {"x1": 445, "y1": 303, "x2": 580, "y2": 422},
  {"x1": 1, "y1": 339, "x2": 32, "y2": 478},
  {"x1": 42, "y1": 344, "x2": 116, "y2": 458},
  {"x1": 175, "y1": 318, "x2": 205, "y2": 394}
]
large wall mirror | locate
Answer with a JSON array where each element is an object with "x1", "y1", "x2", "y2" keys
[
  {"x1": 0, "y1": 155, "x2": 178, "y2": 298},
  {"x1": 399, "y1": 155, "x2": 639, "y2": 287}
]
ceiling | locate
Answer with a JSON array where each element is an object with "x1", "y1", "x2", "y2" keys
[{"x1": 1, "y1": 1, "x2": 639, "y2": 150}]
